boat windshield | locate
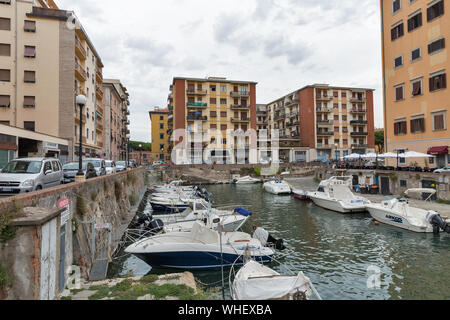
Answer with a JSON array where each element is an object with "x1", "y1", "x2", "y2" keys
[
  {"x1": 317, "y1": 187, "x2": 325, "y2": 192},
  {"x1": 2, "y1": 161, "x2": 42, "y2": 174}
]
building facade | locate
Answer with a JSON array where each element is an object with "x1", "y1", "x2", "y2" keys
[
  {"x1": 149, "y1": 107, "x2": 170, "y2": 162},
  {"x1": 167, "y1": 77, "x2": 257, "y2": 164},
  {"x1": 0, "y1": 0, "x2": 104, "y2": 163},
  {"x1": 381, "y1": 0, "x2": 449, "y2": 167},
  {"x1": 102, "y1": 79, "x2": 130, "y2": 161},
  {"x1": 266, "y1": 84, "x2": 375, "y2": 162}
]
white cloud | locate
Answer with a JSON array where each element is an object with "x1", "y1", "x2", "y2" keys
[{"x1": 57, "y1": 0, "x2": 384, "y2": 142}]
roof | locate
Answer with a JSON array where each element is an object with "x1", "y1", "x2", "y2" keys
[
  {"x1": 173, "y1": 77, "x2": 257, "y2": 85},
  {"x1": 149, "y1": 108, "x2": 170, "y2": 114}
]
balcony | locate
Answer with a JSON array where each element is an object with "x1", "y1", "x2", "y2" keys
[
  {"x1": 257, "y1": 120, "x2": 267, "y2": 125},
  {"x1": 288, "y1": 111, "x2": 299, "y2": 118},
  {"x1": 349, "y1": 97, "x2": 366, "y2": 103},
  {"x1": 97, "y1": 141, "x2": 103, "y2": 148},
  {"x1": 350, "y1": 120, "x2": 368, "y2": 125},
  {"x1": 280, "y1": 140, "x2": 301, "y2": 148},
  {"x1": 96, "y1": 124, "x2": 103, "y2": 132},
  {"x1": 231, "y1": 105, "x2": 250, "y2": 110},
  {"x1": 96, "y1": 68, "x2": 103, "y2": 82},
  {"x1": 96, "y1": 86, "x2": 103, "y2": 99},
  {"x1": 316, "y1": 95, "x2": 333, "y2": 101},
  {"x1": 230, "y1": 91, "x2": 250, "y2": 98},
  {"x1": 230, "y1": 117, "x2": 250, "y2": 123},
  {"x1": 350, "y1": 132, "x2": 369, "y2": 137},
  {"x1": 187, "y1": 89, "x2": 207, "y2": 95},
  {"x1": 352, "y1": 144, "x2": 369, "y2": 149},
  {"x1": 286, "y1": 121, "x2": 300, "y2": 128},
  {"x1": 316, "y1": 131, "x2": 334, "y2": 136},
  {"x1": 284, "y1": 98, "x2": 299, "y2": 107},
  {"x1": 187, "y1": 102, "x2": 208, "y2": 108},
  {"x1": 316, "y1": 107, "x2": 332, "y2": 113},
  {"x1": 75, "y1": 37, "x2": 86, "y2": 60},
  {"x1": 187, "y1": 115, "x2": 208, "y2": 121},
  {"x1": 75, "y1": 112, "x2": 86, "y2": 123},
  {"x1": 350, "y1": 108, "x2": 367, "y2": 114},
  {"x1": 317, "y1": 143, "x2": 332, "y2": 149},
  {"x1": 75, "y1": 62, "x2": 86, "y2": 81},
  {"x1": 316, "y1": 119, "x2": 333, "y2": 125}
]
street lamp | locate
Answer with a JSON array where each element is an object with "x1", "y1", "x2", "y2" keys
[{"x1": 76, "y1": 94, "x2": 87, "y2": 179}]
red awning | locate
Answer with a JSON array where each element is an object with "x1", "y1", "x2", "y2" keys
[{"x1": 428, "y1": 146, "x2": 448, "y2": 155}]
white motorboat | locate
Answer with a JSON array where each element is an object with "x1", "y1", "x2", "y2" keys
[
  {"x1": 125, "y1": 221, "x2": 275, "y2": 270},
  {"x1": 153, "y1": 180, "x2": 195, "y2": 193},
  {"x1": 307, "y1": 176, "x2": 370, "y2": 213},
  {"x1": 263, "y1": 180, "x2": 291, "y2": 195},
  {"x1": 366, "y1": 193, "x2": 450, "y2": 234},
  {"x1": 233, "y1": 176, "x2": 261, "y2": 184},
  {"x1": 230, "y1": 260, "x2": 322, "y2": 301}
]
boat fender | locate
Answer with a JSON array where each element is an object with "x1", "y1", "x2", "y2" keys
[{"x1": 426, "y1": 211, "x2": 450, "y2": 234}]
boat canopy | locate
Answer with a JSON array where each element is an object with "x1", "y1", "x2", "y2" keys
[{"x1": 235, "y1": 208, "x2": 252, "y2": 217}]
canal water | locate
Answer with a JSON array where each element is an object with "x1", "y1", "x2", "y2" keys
[{"x1": 108, "y1": 181, "x2": 450, "y2": 300}]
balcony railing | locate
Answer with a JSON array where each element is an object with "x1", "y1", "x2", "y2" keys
[
  {"x1": 75, "y1": 37, "x2": 86, "y2": 60},
  {"x1": 231, "y1": 105, "x2": 250, "y2": 110},
  {"x1": 317, "y1": 143, "x2": 332, "y2": 149},
  {"x1": 288, "y1": 111, "x2": 299, "y2": 118},
  {"x1": 350, "y1": 120, "x2": 368, "y2": 125},
  {"x1": 96, "y1": 68, "x2": 103, "y2": 82},
  {"x1": 187, "y1": 115, "x2": 208, "y2": 121},
  {"x1": 284, "y1": 99, "x2": 299, "y2": 107},
  {"x1": 187, "y1": 102, "x2": 208, "y2": 108},
  {"x1": 187, "y1": 89, "x2": 207, "y2": 95},
  {"x1": 96, "y1": 124, "x2": 103, "y2": 131},
  {"x1": 316, "y1": 131, "x2": 334, "y2": 136},
  {"x1": 230, "y1": 117, "x2": 250, "y2": 123},
  {"x1": 75, "y1": 113, "x2": 86, "y2": 123},
  {"x1": 350, "y1": 132, "x2": 369, "y2": 137},
  {"x1": 316, "y1": 95, "x2": 333, "y2": 101},
  {"x1": 350, "y1": 109, "x2": 367, "y2": 114},
  {"x1": 96, "y1": 86, "x2": 103, "y2": 99},
  {"x1": 352, "y1": 144, "x2": 369, "y2": 149},
  {"x1": 350, "y1": 97, "x2": 366, "y2": 103},
  {"x1": 75, "y1": 62, "x2": 86, "y2": 81},
  {"x1": 286, "y1": 122, "x2": 300, "y2": 127},
  {"x1": 316, "y1": 107, "x2": 332, "y2": 113},
  {"x1": 230, "y1": 91, "x2": 250, "y2": 98},
  {"x1": 316, "y1": 119, "x2": 333, "y2": 125}
]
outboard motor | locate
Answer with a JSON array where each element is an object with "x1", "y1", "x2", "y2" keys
[
  {"x1": 426, "y1": 211, "x2": 450, "y2": 234},
  {"x1": 252, "y1": 227, "x2": 286, "y2": 251},
  {"x1": 146, "y1": 219, "x2": 165, "y2": 235}
]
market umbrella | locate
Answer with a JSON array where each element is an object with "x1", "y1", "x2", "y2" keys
[
  {"x1": 378, "y1": 152, "x2": 398, "y2": 158},
  {"x1": 344, "y1": 153, "x2": 363, "y2": 159},
  {"x1": 399, "y1": 151, "x2": 435, "y2": 158},
  {"x1": 361, "y1": 153, "x2": 378, "y2": 159}
]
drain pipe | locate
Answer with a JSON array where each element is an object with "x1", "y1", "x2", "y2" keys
[{"x1": 14, "y1": 0, "x2": 18, "y2": 126}]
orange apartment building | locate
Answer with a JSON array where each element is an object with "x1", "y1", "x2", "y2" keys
[
  {"x1": 167, "y1": 77, "x2": 257, "y2": 164},
  {"x1": 149, "y1": 107, "x2": 171, "y2": 162},
  {"x1": 381, "y1": 0, "x2": 449, "y2": 167},
  {"x1": 266, "y1": 84, "x2": 375, "y2": 162}
]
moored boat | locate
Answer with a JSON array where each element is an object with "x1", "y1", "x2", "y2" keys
[{"x1": 263, "y1": 180, "x2": 291, "y2": 195}]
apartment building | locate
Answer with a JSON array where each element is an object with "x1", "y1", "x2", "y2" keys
[
  {"x1": 267, "y1": 84, "x2": 375, "y2": 162},
  {"x1": 149, "y1": 107, "x2": 171, "y2": 162},
  {"x1": 381, "y1": 0, "x2": 449, "y2": 167},
  {"x1": 0, "y1": 0, "x2": 104, "y2": 163},
  {"x1": 167, "y1": 77, "x2": 257, "y2": 164},
  {"x1": 102, "y1": 79, "x2": 130, "y2": 161}
]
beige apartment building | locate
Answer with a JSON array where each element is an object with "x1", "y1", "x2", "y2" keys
[
  {"x1": 266, "y1": 84, "x2": 375, "y2": 162},
  {"x1": 102, "y1": 79, "x2": 130, "y2": 161},
  {"x1": 167, "y1": 77, "x2": 257, "y2": 164},
  {"x1": 381, "y1": 0, "x2": 449, "y2": 168},
  {"x1": 0, "y1": 0, "x2": 104, "y2": 163}
]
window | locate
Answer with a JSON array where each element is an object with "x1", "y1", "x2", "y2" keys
[
  {"x1": 334, "y1": 127, "x2": 339, "y2": 132},
  {"x1": 342, "y1": 115, "x2": 347, "y2": 121},
  {"x1": 23, "y1": 96, "x2": 35, "y2": 108},
  {"x1": 342, "y1": 92, "x2": 346, "y2": 98},
  {"x1": 24, "y1": 45, "x2": 36, "y2": 58},
  {"x1": 0, "y1": 69, "x2": 9, "y2": 82},
  {"x1": 210, "y1": 124, "x2": 217, "y2": 129},
  {"x1": 400, "y1": 180, "x2": 407, "y2": 188},
  {"x1": 429, "y1": 72, "x2": 446, "y2": 92},
  {"x1": 0, "y1": 95, "x2": 10, "y2": 108},
  {"x1": 24, "y1": 20, "x2": 36, "y2": 32},
  {"x1": 334, "y1": 115, "x2": 339, "y2": 120},
  {"x1": 160, "y1": 116, "x2": 163, "y2": 120},
  {"x1": 0, "y1": 18, "x2": 10, "y2": 31},
  {"x1": 160, "y1": 123, "x2": 164, "y2": 129},
  {"x1": 333, "y1": 103, "x2": 338, "y2": 109},
  {"x1": 187, "y1": 84, "x2": 195, "y2": 92},
  {"x1": 394, "y1": 121, "x2": 407, "y2": 135},
  {"x1": 394, "y1": 55, "x2": 403, "y2": 68},
  {"x1": 24, "y1": 121, "x2": 35, "y2": 132},
  {"x1": 210, "y1": 85, "x2": 216, "y2": 92},
  {"x1": 411, "y1": 78, "x2": 422, "y2": 96},
  {"x1": 408, "y1": 12, "x2": 422, "y2": 32},
  {"x1": 342, "y1": 104, "x2": 347, "y2": 109},
  {"x1": 220, "y1": 111, "x2": 227, "y2": 118},
  {"x1": 427, "y1": 0, "x2": 444, "y2": 22},
  {"x1": 0, "y1": 43, "x2": 10, "y2": 56},
  {"x1": 391, "y1": 22, "x2": 404, "y2": 41},
  {"x1": 395, "y1": 84, "x2": 404, "y2": 101},
  {"x1": 160, "y1": 144, "x2": 164, "y2": 151},
  {"x1": 187, "y1": 96, "x2": 195, "y2": 103},
  {"x1": 220, "y1": 99, "x2": 227, "y2": 105},
  {"x1": 210, "y1": 98, "x2": 216, "y2": 105},
  {"x1": 220, "y1": 124, "x2": 227, "y2": 131},
  {"x1": 428, "y1": 38, "x2": 445, "y2": 54},
  {"x1": 411, "y1": 47, "x2": 421, "y2": 61},
  {"x1": 393, "y1": 0, "x2": 401, "y2": 13},
  {"x1": 333, "y1": 91, "x2": 338, "y2": 97},
  {"x1": 220, "y1": 85, "x2": 227, "y2": 92},
  {"x1": 432, "y1": 112, "x2": 446, "y2": 131},
  {"x1": 160, "y1": 133, "x2": 164, "y2": 139},
  {"x1": 0, "y1": 121, "x2": 9, "y2": 125},
  {"x1": 430, "y1": 157, "x2": 435, "y2": 164},
  {"x1": 410, "y1": 117, "x2": 425, "y2": 133},
  {"x1": 210, "y1": 111, "x2": 217, "y2": 118}
]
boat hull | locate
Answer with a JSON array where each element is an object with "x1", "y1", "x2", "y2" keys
[
  {"x1": 366, "y1": 205, "x2": 433, "y2": 233},
  {"x1": 132, "y1": 251, "x2": 273, "y2": 270},
  {"x1": 150, "y1": 202, "x2": 190, "y2": 212},
  {"x1": 309, "y1": 195, "x2": 366, "y2": 213}
]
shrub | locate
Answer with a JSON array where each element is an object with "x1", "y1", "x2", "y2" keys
[
  {"x1": 76, "y1": 193, "x2": 88, "y2": 217},
  {"x1": 254, "y1": 168, "x2": 261, "y2": 177},
  {"x1": 0, "y1": 262, "x2": 12, "y2": 287}
]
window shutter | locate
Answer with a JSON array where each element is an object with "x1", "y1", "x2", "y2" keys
[
  {"x1": 439, "y1": 0, "x2": 444, "y2": 15},
  {"x1": 391, "y1": 28, "x2": 395, "y2": 41},
  {"x1": 427, "y1": 7, "x2": 432, "y2": 21},
  {"x1": 0, "y1": 95, "x2": 10, "y2": 107},
  {"x1": 24, "y1": 20, "x2": 36, "y2": 32},
  {"x1": 418, "y1": 12, "x2": 422, "y2": 27},
  {"x1": 410, "y1": 120, "x2": 415, "y2": 133},
  {"x1": 0, "y1": 18, "x2": 11, "y2": 31},
  {"x1": 0, "y1": 43, "x2": 11, "y2": 56},
  {"x1": 24, "y1": 71, "x2": 35, "y2": 82},
  {"x1": 442, "y1": 74, "x2": 447, "y2": 89},
  {"x1": 429, "y1": 77, "x2": 435, "y2": 91},
  {"x1": 399, "y1": 23, "x2": 404, "y2": 37},
  {"x1": 441, "y1": 38, "x2": 445, "y2": 50},
  {"x1": 0, "y1": 69, "x2": 10, "y2": 82},
  {"x1": 408, "y1": 18, "x2": 413, "y2": 32}
]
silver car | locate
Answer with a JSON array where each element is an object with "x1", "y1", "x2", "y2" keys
[
  {"x1": 105, "y1": 160, "x2": 117, "y2": 175},
  {"x1": 0, "y1": 157, "x2": 64, "y2": 195},
  {"x1": 84, "y1": 158, "x2": 106, "y2": 176},
  {"x1": 434, "y1": 166, "x2": 450, "y2": 173}
]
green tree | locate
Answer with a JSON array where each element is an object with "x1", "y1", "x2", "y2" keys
[
  {"x1": 375, "y1": 130, "x2": 384, "y2": 154},
  {"x1": 129, "y1": 141, "x2": 151, "y2": 152}
]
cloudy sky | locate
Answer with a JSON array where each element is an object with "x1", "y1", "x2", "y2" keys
[{"x1": 58, "y1": 0, "x2": 383, "y2": 143}]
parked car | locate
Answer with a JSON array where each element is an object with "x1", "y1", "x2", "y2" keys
[
  {"x1": 0, "y1": 157, "x2": 63, "y2": 195},
  {"x1": 434, "y1": 166, "x2": 450, "y2": 173},
  {"x1": 62, "y1": 162, "x2": 97, "y2": 183},
  {"x1": 105, "y1": 160, "x2": 117, "y2": 175},
  {"x1": 115, "y1": 161, "x2": 127, "y2": 172},
  {"x1": 84, "y1": 158, "x2": 106, "y2": 176},
  {"x1": 129, "y1": 160, "x2": 138, "y2": 168}
]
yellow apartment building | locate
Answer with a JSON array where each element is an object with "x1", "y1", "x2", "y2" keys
[
  {"x1": 167, "y1": 77, "x2": 257, "y2": 164},
  {"x1": 381, "y1": 0, "x2": 449, "y2": 167},
  {"x1": 149, "y1": 107, "x2": 171, "y2": 162},
  {"x1": 0, "y1": 0, "x2": 104, "y2": 163}
]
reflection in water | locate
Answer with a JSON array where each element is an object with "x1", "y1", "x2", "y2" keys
[{"x1": 108, "y1": 183, "x2": 450, "y2": 300}]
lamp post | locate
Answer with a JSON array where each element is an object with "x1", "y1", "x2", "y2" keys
[
  {"x1": 126, "y1": 134, "x2": 130, "y2": 168},
  {"x1": 76, "y1": 94, "x2": 87, "y2": 181},
  {"x1": 139, "y1": 144, "x2": 142, "y2": 166}
]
